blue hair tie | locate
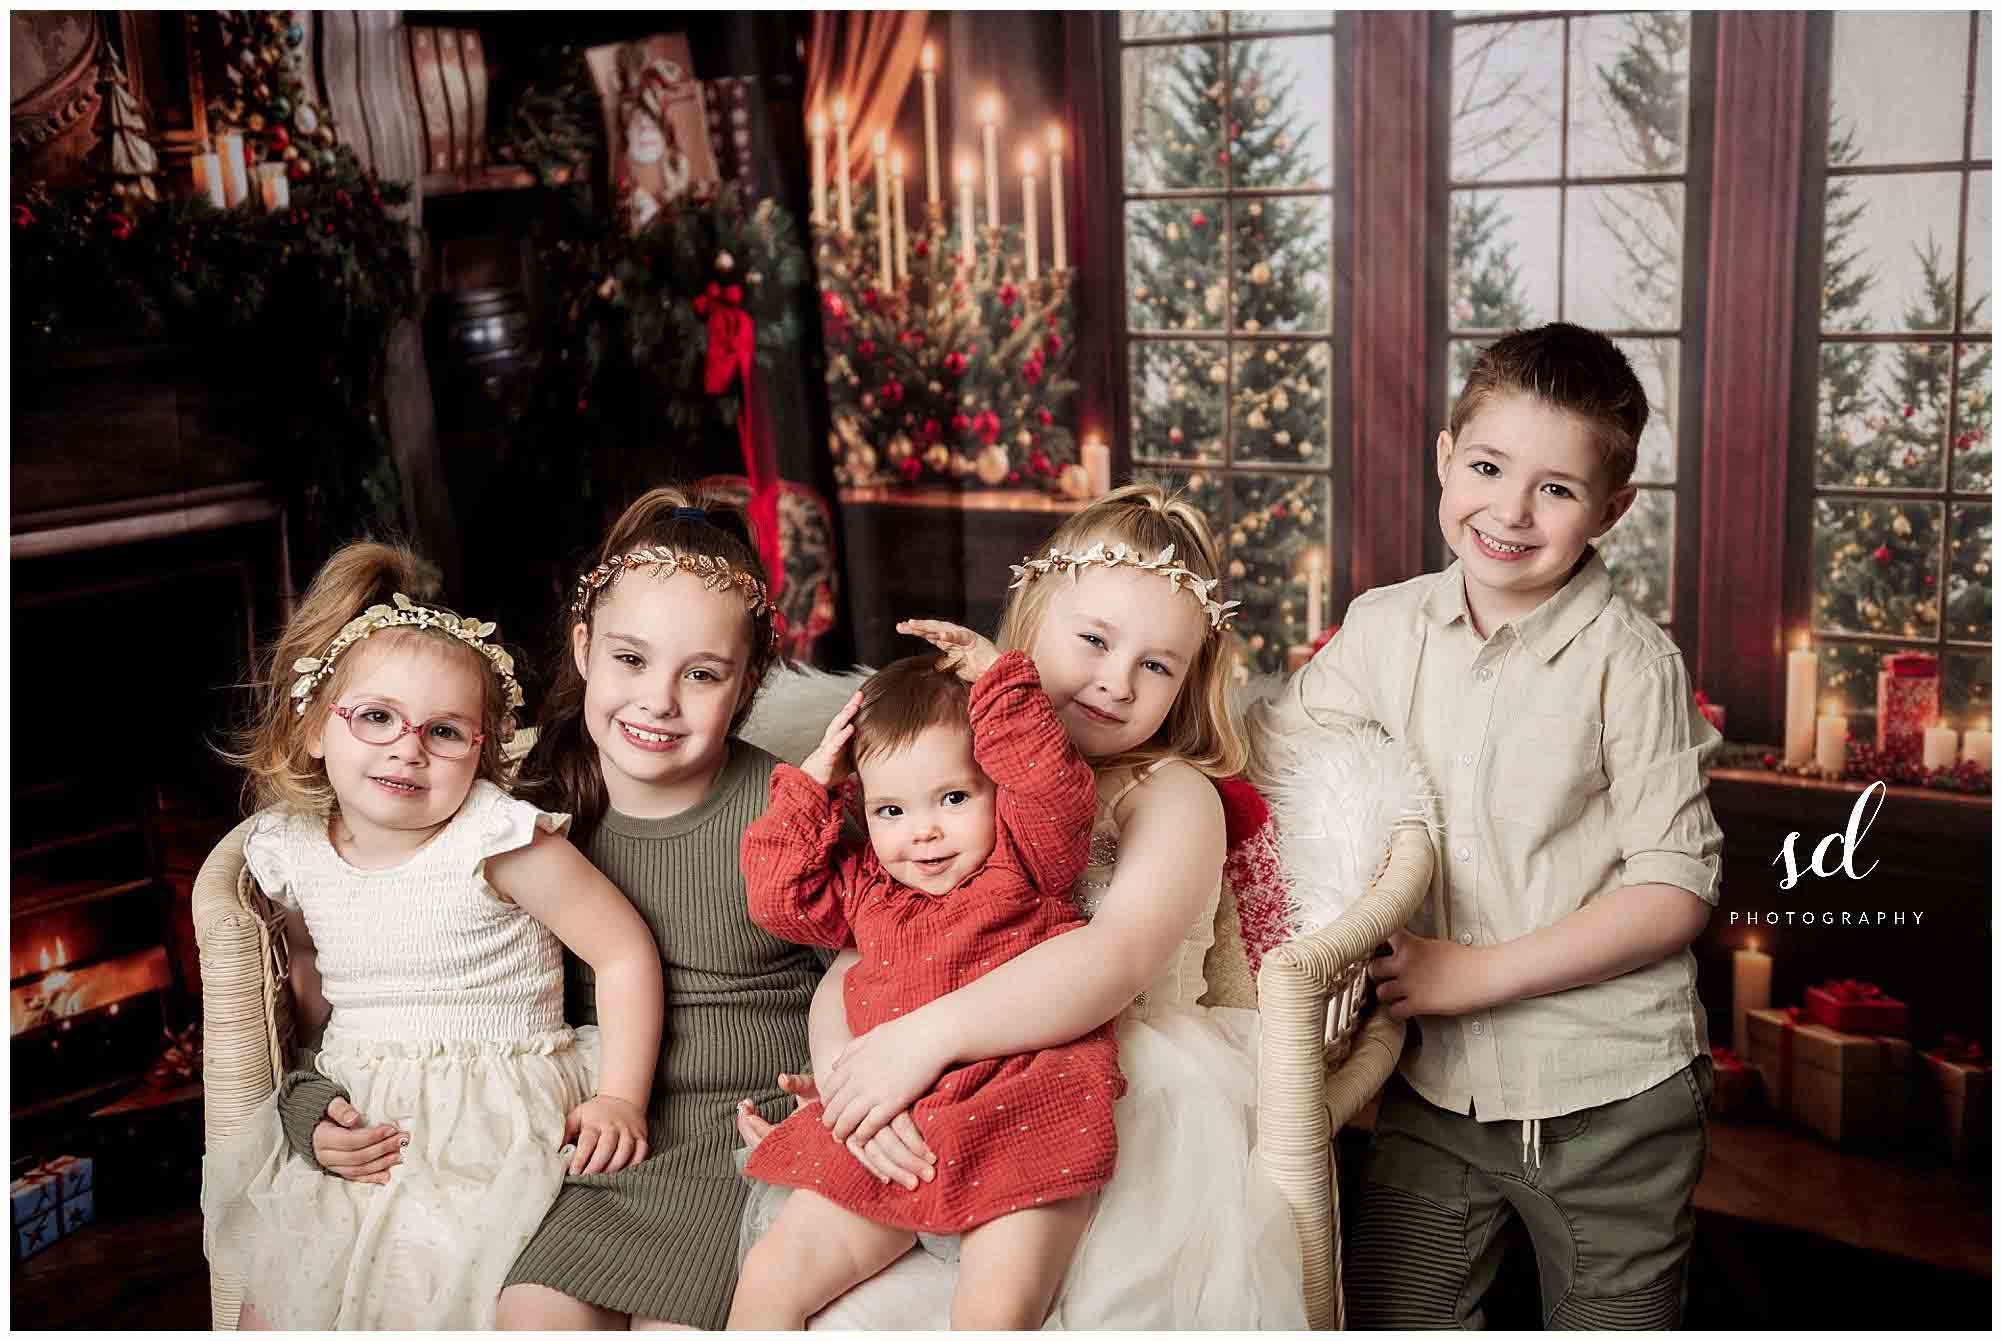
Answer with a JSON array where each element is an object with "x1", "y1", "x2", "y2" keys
[{"x1": 671, "y1": 507, "x2": 709, "y2": 524}]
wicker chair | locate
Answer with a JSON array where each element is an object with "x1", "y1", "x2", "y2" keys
[{"x1": 193, "y1": 698, "x2": 1434, "y2": 1330}]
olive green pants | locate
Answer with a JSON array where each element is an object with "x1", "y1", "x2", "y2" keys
[{"x1": 1347, "y1": 1056, "x2": 1712, "y2": 1329}]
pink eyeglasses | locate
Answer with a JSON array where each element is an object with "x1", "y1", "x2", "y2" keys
[{"x1": 330, "y1": 703, "x2": 485, "y2": 760}]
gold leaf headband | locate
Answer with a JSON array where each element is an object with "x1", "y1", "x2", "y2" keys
[
  {"x1": 1008, "y1": 541, "x2": 1241, "y2": 633},
  {"x1": 290, "y1": 593, "x2": 524, "y2": 735},
  {"x1": 572, "y1": 546, "x2": 781, "y2": 649}
]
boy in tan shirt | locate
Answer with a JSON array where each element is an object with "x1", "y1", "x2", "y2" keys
[{"x1": 1260, "y1": 323, "x2": 1723, "y2": 1327}]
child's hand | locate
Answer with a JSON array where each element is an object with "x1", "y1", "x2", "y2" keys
[
  {"x1": 312, "y1": 1096, "x2": 404, "y2": 1185},
  {"x1": 1368, "y1": 929, "x2": 1493, "y2": 1020},
  {"x1": 817, "y1": 1013, "x2": 953, "y2": 1146},
  {"x1": 802, "y1": 691, "x2": 863, "y2": 788},
  {"x1": 847, "y1": 1111, "x2": 937, "y2": 1191},
  {"x1": 733, "y1": 1072, "x2": 820, "y2": 1149},
  {"x1": 897, "y1": 619, "x2": 1000, "y2": 683},
  {"x1": 562, "y1": 1093, "x2": 650, "y2": 1175}
]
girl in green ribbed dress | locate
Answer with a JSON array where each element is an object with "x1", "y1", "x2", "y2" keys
[{"x1": 276, "y1": 490, "x2": 819, "y2": 1329}]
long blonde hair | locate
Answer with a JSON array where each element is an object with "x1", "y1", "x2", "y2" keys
[
  {"x1": 223, "y1": 542, "x2": 514, "y2": 817},
  {"x1": 996, "y1": 482, "x2": 1249, "y2": 780}
]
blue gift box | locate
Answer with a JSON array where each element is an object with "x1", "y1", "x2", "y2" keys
[
  {"x1": 9, "y1": 1169, "x2": 59, "y2": 1228},
  {"x1": 9, "y1": 1156, "x2": 96, "y2": 1257},
  {"x1": 14, "y1": 1207, "x2": 61, "y2": 1260},
  {"x1": 44, "y1": 1154, "x2": 92, "y2": 1200},
  {"x1": 59, "y1": 1186, "x2": 94, "y2": 1233}
]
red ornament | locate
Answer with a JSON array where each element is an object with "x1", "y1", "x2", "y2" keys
[
  {"x1": 900, "y1": 457, "x2": 923, "y2": 481},
  {"x1": 998, "y1": 284, "x2": 1018, "y2": 308},
  {"x1": 1007, "y1": 470, "x2": 1021, "y2": 483},
  {"x1": 915, "y1": 239, "x2": 929, "y2": 258},
  {"x1": 923, "y1": 418, "x2": 941, "y2": 439},
  {"x1": 288, "y1": 159, "x2": 308, "y2": 180},
  {"x1": 1169, "y1": 427, "x2": 1184, "y2": 445},
  {"x1": 1045, "y1": 332, "x2": 1064, "y2": 354},
  {"x1": 976, "y1": 410, "x2": 1003, "y2": 445},
  {"x1": 951, "y1": 412, "x2": 972, "y2": 435},
  {"x1": 943, "y1": 350, "x2": 968, "y2": 376},
  {"x1": 823, "y1": 292, "x2": 847, "y2": 319},
  {"x1": 1270, "y1": 504, "x2": 1286, "y2": 519},
  {"x1": 107, "y1": 211, "x2": 134, "y2": 241},
  {"x1": 1191, "y1": 211, "x2": 1208, "y2": 229},
  {"x1": 270, "y1": 127, "x2": 290, "y2": 151},
  {"x1": 1872, "y1": 544, "x2": 1892, "y2": 566},
  {"x1": 577, "y1": 397, "x2": 590, "y2": 413},
  {"x1": 857, "y1": 339, "x2": 877, "y2": 359},
  {"x1": 724, "y1": 284, "x2": 743, "y2": 306},
  {"x1": 1925, "y1": 572, "x2": 1937, "y2": 586},
  {"x1": 1009, "y1": 316, "x2": 1022, "y2": 331},
  {"x1": 1761, "y1": 752, "x2": 1778, "y2": 769},
  {"x1": 1037, "y1": 408, "x2": 1053, "y2": 427},
  {"x1": 862, "y1": 288, "x2": 880, "y2": 310},
  {"x1": 1023, "y1": 360, "x2": 1042, "y2": 384},
  {"x1": 12, "y1": 204, "x2": 33, "y2": 227},
  {"x1": 883, "y1": 381, "x2": 906, "y2": 405},
  {"x1": 1902, "y1": 404, "x2": 1915, "y2": 419}
]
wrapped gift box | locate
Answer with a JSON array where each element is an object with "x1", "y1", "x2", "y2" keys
[
  {"x1": 1875, "y1": 651, "x2": 1940, "y2": 752},
  {"x1": 1922, "y1": 1040, "x2": 1991, "y2": 1164},
  {"x1": 1709, "y1": 1046, "x2": 1760, "y2": 1118},
  {"x1": 9, "y1": 1155, "x2": 94, "y2": 1259},
  {"x1": 9, "y1": 1166, "x2": 59, "y2": 1227},
  {"x1": 1746, "y1": 1008, "x2": 1911, "y2": 1146},
  {"x1": 1804, "y1": 980, "x2": 1909, "y2": 1038}
]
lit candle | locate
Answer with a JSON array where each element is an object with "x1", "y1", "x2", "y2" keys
[
  {"x1": 217, "y1": 131, "x2": 249, "y2": 208},
  {"x1": 1784, "y1": 635, "x2": 1818, "y2": 766},
  {"x1": 833, "y1": 96, "x2": 852, "y2": 234},
  {"x1": 1732, "y1": 942, "x2": 1772, "y2": 1059},
  {"x1": 1047, "y1": 124, "x2": 1067, "y2": 271},
  {"x1": 256, "y1": 162, "x2": 290, "y2": 211},
  {"x1": 920, "y1": 43, "x2": 940, "y2": 208},
  {"x1": 872, "y1": 132, "x2": 893, "y2": 286},
  {"x1": 191, "y1": 151, "x2": 226, "y2": 209},
  {"x1": 1306, "y1": 551, "x2": 1324, "y2": 637},
  {"x1": 1082, "y1": 434, "x2": 1111, "y2": 496},
  {"x1": 1964, "y1": 719, "x2": 1992, "y2": 770},
  {"x1": 1924, "y1": 720, "x2": 1960, "y2": 770},
  {"x1": 810, "y1": 110, "x2": 827, "y2": 224},
  {"x1": 1815, "y1": 705, "x2": 1849, "y2": 776},
  {"x1": 980, "y1": 96, "x2": 1002, "y2": 233},
  {"x1": 891, "y1": 149, "x2": 908, "y2": 283},
  {"x1": 956, "y1": 157, "x2": 976, "y2": 269},
  {"x1": 1021, "y1": 148, "x2": 1039, "y2": 281}
]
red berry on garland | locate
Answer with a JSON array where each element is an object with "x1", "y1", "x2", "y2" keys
[
  {"x1": 923, "y1": 418, "x2": 941, "y2": 439},
  {"x1": 1924, "y1": 573, "x2": 1936, "y2": 586},
  {"x1": 1045, "y1": 332, "x2": 1063, "y2": 354},
  {"x1": 271, "y1": 127, "x2": 290, "y2": 151},
  {"x1": 1902, "y1": 404, "x2": 1915, "y2": 419},
  {"x1": 1009, "y1": 316, "x2": 1022, "y2": 332},
  {"x1": 951, "y1": 412, "x2": 971, "y2": 435},
  {"x1": 1023, "y1": 361, "x2": 1042, "y2": 384},
  {"x1": 1872, "y1": 544, "x2": 1892, "y2": 566},
  {"x1": 943, "y1": 351, "x2": 968, "y2": 376},
  {"x1": 1762, "y1": 752, "x2": 1778, "y2": 769},
  {"x1": 883, "y1": 381, "x2": 905, "y2": 405},
  {"x1": 998, "y1": 283, "x2": 1018, "y2": 308},
  {"x1": 1169, "y1": 427, "x2": 1184, "y2": 445},
  {"x1": 1037, "y1": 408, "x2": 1053, "y2": 427},
  {"x1": 1191, "y1": 211, "x2": 1208, "y2": 229},
  {"x1": 1008, "y1": 470, "x2": 1021, "y2": 483},
  {"x1": 857, "y1": 339, "x2": 877, "y2": 359},
  {"x1": 915, "y1": 239, "x2": 929, "y2": 258},
  {"x1": 861, "y1": 288, "x2": 880, "y2": 310},
  {"x1": 901, "y1": 457, "x2": 923, "y2": 482}
]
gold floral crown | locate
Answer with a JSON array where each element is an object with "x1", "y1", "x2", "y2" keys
[
  {"x1": 572, "y1": 546, "x2": 781, "y2": 648},
  {"x1": 290, "y1": 593, "x2": 523, "y2": 735},
  {"x1": 1008, "y1": 541, "x2": 1241, "y2": 633}
]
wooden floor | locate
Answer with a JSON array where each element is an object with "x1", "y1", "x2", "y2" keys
[{"x1": 10, "y1": 1117, "x2": 1991, "y2": 1330}]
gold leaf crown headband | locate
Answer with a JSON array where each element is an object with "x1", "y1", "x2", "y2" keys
[
  {"x1": 572, "y1": 546, "x2": 781, "y2": 648},
  {"x1": 1008, "y1": 541, "x2": 1241, "y2": 634},
  {"x1": 289, "y1": 593, "x2": 524, "y2": 734}
]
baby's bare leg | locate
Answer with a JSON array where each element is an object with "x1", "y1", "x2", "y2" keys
[
  {"x1": 728, "y1": 1190, "x2": 917, "y2": 1329},
  {"x1": 949, "y1": 1193, "x2": 1097, "y2": 1331}
]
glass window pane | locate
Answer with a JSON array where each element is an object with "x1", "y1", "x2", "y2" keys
[
  {"x1": 1614, "y1": 337, "x2": 1680, "y2": 484},
  {"x1": 1815, "y1": 342, "x2": 1951, "y2": 490},
  {"x1": 1127, "y1": 198, "x2": 1226, "y2": 332},
  {"x1": 1233, "y1": 341, "x2": 1331, "y2": 465},
  {"x1": 1229, "y1": 11, "x2": 1335, "y2": 31},
  {"x1": 1948, "y1": 503, "x2": 1992, "y2": 642},
  {"x1": 1564, "y1": 183, "x2": 1684, "y2": 331},
  {"x1": 1233, "y1": 197, "x2": 1329, "y2": 333},
  {"x1": 1821, "y1": 174, "x2": 1964, "y2": 334},
  {"x1": 1812, "y1": 497, "x2": 1945, "y2": 639},
  {"x1": 1451, "y1": 19, "x2": 1563, "y2": 182},
  {"x1": 1830, "y1": 12, "x2": 1968, "y2": 166},
  {"x1": 1965, "y1": 171, "x2": 1990, "y2": 333},
  {"x1": 1122, "y1": 12, "x2": 1223, "y2": 39},
  {"x1": 1599, "y1": 486, "x2": 1674, "y2": 621},
  {"x1": 1448, "y1": 188, "x2": 1559, "y2": 327},
  {"x1": 1943, "y1": 649, "x2": 1991, "y2": 726},
  {"x1": 1814, "y1": 641, "x2": 1882, "y2": 724},
  {"x1": 1566, "y1": 13, "x2": 1691, "y2": 179},
  {"x1": 1229, "y1": 471, "x2": 1332, "y2": 673},
  {"x1": 1955, "y1": 343, "x2": 1992, "y2": 493},
  {"x1": 1230, "y1": 36, "x2": 1334, "y2": 189},
  {"x1": 1124, "y1": 43, "x2": 1226, "y2": 191},
  {"x1": 1975, "y1": 14, "x2": 1992, "y2": 160},
  {"x1": 1131, "y1": 340, "x2": 1226, "y2": 463}
]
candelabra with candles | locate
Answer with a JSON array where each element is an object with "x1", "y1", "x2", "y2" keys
[{"x1": 808, "y1": 54, "x2": 1107, "y2": 498}]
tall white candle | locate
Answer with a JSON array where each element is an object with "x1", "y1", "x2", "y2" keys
[
  {"x1": 1924, "y1": 721, "x2": 1960, "y2": 770},
  {"x1": 810, "y1": 111, "x2": 827, "y2": 224},
  {"x1": 1082, "y1": 435, "x2": 1111, "y2": 496},
  {"x1": 920, "y1": 43, "x2": 940, "y2": 208},
  {"x1": 956, "y1": 158, "x2": 976, "y2": 269},
  {"x1": 1732, "y1": 944, "x2": 1772, "y2": 1059},
  {"x1": 872, "y1": 132, "x2": 893, "y2": 286},
  {"x1": 1047, "y1": 124, "x2": 1067, "y2": 271},
  {"x1": 191, "y1": 151, "x2": 226, "y2": 209},
  {"x1": 891, "y1": 150, "x2": 908, "y2": 283},
  {"x1": 1815, "y1": 708, "x2": 1849, "y2": 776},
  {"x1": 833, "y1": 97, "x2": 852, "y2": 234},
  {"x1": 1306, "y1": 551, "x2": 1324, "y2": 637},
  {"x1": 256, "y1": 162, "x2": 289, "y2": 211},
  {"x1": 1021, "y1": 148, "x2": 1039, "y2": 282},
  {"x1": 1963, "y1": 719, "x2": 1992, "y2": 769},
  {"x1": 980, "y1": 96, "x2": 1002, "y2": 233},
  {"x1": 217, "y1": 132, "x2": 249, "y2": 208},
  {"x1": 1784, "y1": 637, "x2": 1818, "y2": 766}
]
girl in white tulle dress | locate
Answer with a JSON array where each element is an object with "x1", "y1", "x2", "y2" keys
[
  {"x1": 738, "y1": 486, "x2": 1307, "y2": 1327},
  {"x1": 200, "y1": 543, "x2": 663, "y2": 1330}
]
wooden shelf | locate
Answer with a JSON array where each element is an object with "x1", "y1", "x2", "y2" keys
[
  {"x1": 13, "y1": 822, "x2": 143, "y2": 865},
  {"x1": 9, "y1": 878, "x2": 157, "y2": 922},
  {"x1": 837, "y1": 484, "x2": 1087, "y2": 514},
  {"x1": 1708, "y1": 765, "x2": 1991, "y2": 813},
  {"x1": 423, "y1": 164, "x2": 572, "y2": 199}
]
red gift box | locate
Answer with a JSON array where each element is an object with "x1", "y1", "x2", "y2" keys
[
  {"x1": 1709, "y1": 1045, "x2": 1758, "y2": 1117},
  {"x1": 1922, "y1": 1035, "x2": 1990, "y2": 1164},
  {"x1": 1875, "y1": 652, "x2": 1940, "y2": 752},
  {"x1": 1746, "y1": 1007, "x2": 1911, "y2": 1147},
  {"x1": 1804, "y1": 979, "x2": 1909, "y2": 1038}
]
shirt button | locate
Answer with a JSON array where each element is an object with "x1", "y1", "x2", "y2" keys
[
  {"x1": 1460, "y1": 751, "x2": 1475, "y2": 766},
  {"x1": 1458, "y1": 931, "x2": 1473, "y2": 946},
  {"x1": 1470, "y1": 1021, "x2": 1484, "y2": 1036},
  {"x1": 1476, "y1": 668, "x2": 1493, "y2": 682},
  {"x1": 1455, "y1": 845, "x2": 1471, "y2": 862}
]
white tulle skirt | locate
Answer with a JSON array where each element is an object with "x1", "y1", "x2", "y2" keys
[
  {"x1": 201, "y1": 1023, "x2": 598, "y2": 1330},
  {"x1": 738, "y1": 1003, "x2": 1307, "y2": 1329}
]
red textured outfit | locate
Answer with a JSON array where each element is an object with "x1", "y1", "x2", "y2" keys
[{"x1": 740, "y1": 650, "x2": 1125, "y2": 1234}]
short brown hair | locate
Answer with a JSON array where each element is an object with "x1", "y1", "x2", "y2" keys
[
  {"x1": 850, "y1": 655, "x2": 972, "y2": 772},
  {"x1": 1448, "y1": 322, "x2": 1649, "y2": 491}
]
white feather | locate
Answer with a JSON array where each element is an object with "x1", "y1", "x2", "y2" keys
[{"x1": 740, "y1": 662, "x2": 875, "y2": 766}]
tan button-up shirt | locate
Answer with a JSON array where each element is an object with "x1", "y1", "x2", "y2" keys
[{"x1": 1259, "y1": 551, "x2": 1724, "y2": 1121}]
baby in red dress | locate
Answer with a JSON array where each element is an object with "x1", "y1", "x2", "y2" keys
[{"x1": 731, "y1": 624, "x2": 1123, "y2": 1329}]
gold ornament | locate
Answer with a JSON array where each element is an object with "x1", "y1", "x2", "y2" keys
[
  {"x1": 887, "y1": 433, "x2": 914, "y2": 463},
  {"x1": 1249, "y1": 261, "x2": 1271, "y2": 286},
  {"x1": 1209, "y1": 363, "x2": 1227, "y2": 384},
  {"x1": 950, "y1": 453, "x2": 976, "y2": 479},
  {"x1": 1229, "y1": 558, "x2": 1247, "y2": 579},
  {"x1": 1058, "y1": 463, "x2": 1091, "y2": 499},
  {"x1": 976, "y1": 445, "x2": 1011, "y2": 485},
  {"x1": 925, "y1": 444, "x2": 950, "y2": 470}
]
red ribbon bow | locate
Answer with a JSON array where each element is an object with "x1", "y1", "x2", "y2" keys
[
  {"x1": 1819, "y1": 978, "x2": 1885, "y2": 1002},
  {"x1": 1711, "y1": 1045, "x2": 1744, "y2": 1069},
  {"x1": 1931, "y1": 1034, "x2": 1988, "y2": 1068},
  {"x1": 696, "y1": 283, "x2": 782, "y2": 599}
]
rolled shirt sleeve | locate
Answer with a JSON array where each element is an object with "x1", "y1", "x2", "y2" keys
[{"x1": 1603, "y1": 652, "x2": 1725, "y2": 904}]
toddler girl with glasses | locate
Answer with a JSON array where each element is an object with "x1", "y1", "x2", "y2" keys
[{"x1": 200, "y1": 541, "x2": 664, "y2": 1330}]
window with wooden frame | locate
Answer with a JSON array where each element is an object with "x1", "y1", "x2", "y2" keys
[
  {"x1": 1112, "y1": 11, "x2": 1350, "y2": 674},
  {"x1": 1790, "y1": 10, "x2": 1992, "y2": 733},
  {"x1": 1434, "y1": 11, "x2": 1714, "y2": 648}
]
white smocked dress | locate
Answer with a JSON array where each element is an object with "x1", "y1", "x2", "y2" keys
[
  {"x1": 200, "y1": 780, "x2": 599, "y2": 1329},
  {"x1": 742, "y1": 761, "x2": 1308, "y2": 1328}
]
